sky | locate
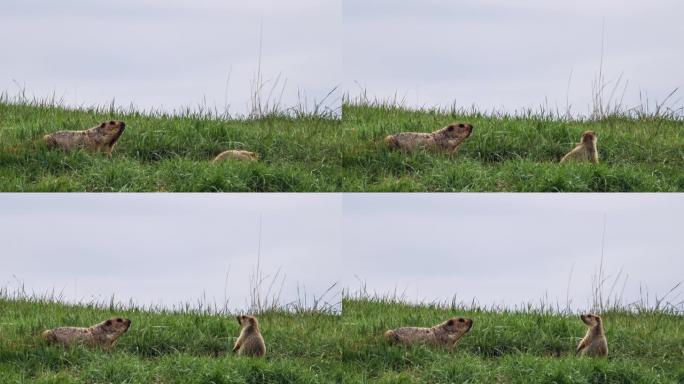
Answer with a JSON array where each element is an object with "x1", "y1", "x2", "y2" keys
[
  {"x1": 0, "y1": 194, "x2": 343, "y2": 312},
  {"x1": 343, "y1": 194, "x2": 684, "y2": 312},
  {"x1": 1, "y1": 193, "x2": 682, "y2": 313},
  {"x1": 344, "y1": 0, "x2": 684, "y2": 116},
  {"x1": 0, "y1": 0, "x2": 342, "y2": 117},
  {"x1": 3, "y1": 1, "x2": 682, "y2": 117}
]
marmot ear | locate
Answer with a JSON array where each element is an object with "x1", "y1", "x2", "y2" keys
[
  {"x1": 105, "y1": 320, "x2": 112, "y2": 326},
  {"x1": 447, "y1": 319, "x2": 455, "y2": 326},
  {"x1": 458, "y1": 123, "x2": 465, "y2": 128},
  {"x1": 447, "y1": 126, "x2": 454, "y2": 131},
  {"x1": 99, "y1": 123, "x2": 106, "y2": 128}
]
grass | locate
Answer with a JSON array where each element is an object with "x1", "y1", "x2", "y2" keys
[
  {"x1": 0, "y1": 297, "x2": 344, "y2": 384},
  {"x1": 340, "y1": 103, "x2": 684, "y2": 192},
  {"x1": 0, "y1": 102, "x2": 342, "y2": 192},
  {"x1": 1, "y1": 100, "x2": 682, "y2": 191},
  {"x1": 341, "y1": 298, "x2": 684, "y2": 384},
  {"x1": 2, "y1": 293, "x2": 681, "y2": 383}
]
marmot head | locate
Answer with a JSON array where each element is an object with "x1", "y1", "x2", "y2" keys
[
  {"x1": 580, "y1": 313, "x2": 602, "y2": 327},
  {"x1": 443, "y1": 123, "x2": 473, "y2": 139},
  {"x1": 99, "y1": 317, "x2": 131, "y2": 334},
  {"x1": 244, "y1": 151, "x2": 259, "y2": 160},
  {"x1": 581, "y1": 130, "x2": 597, "y2": 144},
  {"x1": 237, "y1": 315, "x2": 259, "y2": 329},
  {"x1": 441, "y1": 317, "x2": 473, "y2": 334},
  {"x1": 95, "y1": 120, "x2": 126, "y2": 144}
]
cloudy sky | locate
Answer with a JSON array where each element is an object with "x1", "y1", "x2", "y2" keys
[
  {"x1": 343, "y1": 194, "x2": 683, "y2": 311},
  {"x1": 3, "y1": 1, "x2": 682, "y2": 117},
  {"x1": 344, "y1": 0, "x2": 684, "y2": 116},
  {"x1": 0, "y1": 0, "x2": 341, "y2": 116},
  {"x1": 0, "y1": 194, "x2": 342, "y2": 312}
]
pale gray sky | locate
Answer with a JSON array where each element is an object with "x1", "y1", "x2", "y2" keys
[
  {"x1": 0, "y1": 0, "x2": 341, "y2": 116},
  {"x1": 343, "y1": 194, "x2": 684, "y2": 311},
  {"x1": 3, "y1": 1, "x2": 681, "y2": 117},
  {"x1": 0, "y1": 194, "x2": 342, "y2": 312},
  {"x1": 1, "y1": 193, "x2": 682, "y2": 313},
  {"x1": 344, "y1": 0, "x2": 684, "y2": 116}
]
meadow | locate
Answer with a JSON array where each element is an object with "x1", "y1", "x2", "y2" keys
[
  {"x1": 1, "y1": 99, "x2": 682, "y2": 192},
  {"x1": 0, "y1": 297, "x2": 344, "y2": 384},
  {"x1": 342, "y1": 298, "x2": 684, "y2": 384},
  {"x1": 0, "y1": 101, "x2": 342, "y2": 192},
  {"x1": 341, "y1": 103, "x2": 684, "y2": 192}
]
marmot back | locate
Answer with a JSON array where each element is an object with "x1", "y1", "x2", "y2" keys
[
  {"x1": 42, "y1": 317, "x2": 131, "y2": 349},
  {"x1": 385, "y1": 317, "x2": 473, "y2": 349},
  {"x1": 233, "y1": 315, "x2": 266, "y2": 357}
]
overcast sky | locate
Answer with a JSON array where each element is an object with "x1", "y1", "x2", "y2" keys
[
  {"x1": 343, "y1": 194, "x2": 684, "y2": 312},
  {"x1": 0, "y1": 194, "x2": 342, "y2": 312},
  {"x1": 344, "y1": 0, "x2": 684, "y2": 116},
  {"x1": 0, "y1": 0, "x2": 341, "y2": 116}
]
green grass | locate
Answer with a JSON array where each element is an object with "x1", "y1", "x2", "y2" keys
[
  {"x1": 0, "y1": 298, "x2": 344, "y2": 384},
  {"x1": 342, "y1": 298, "x2": 684, "y2": 384},
  {"x1": 1, "y1": 101, "x2": 682, "y2": 191},
  {"x1": 3, "y1": 297, "x2": 682, "y2": 383},
  {"x1": 340, "y1": 104, "x2": 684, "y2": 191},
  {"x1": 0, "y1": 102, "x2": 342, "y2": 192}
]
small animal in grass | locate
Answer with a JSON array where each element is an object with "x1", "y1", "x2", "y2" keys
[
  {"x1": 560, "y1": 130, "x2": 598, "y2": 163},
  {"x1": 384, "y1": 317, "x2": 473, "y2": 349},
  {"x1": 42, "y1": 317, "x2": 131, "y2": 349},
  {"x1": 43, "y1": 120, "x2": 126, "y2": 156},
  {"x1": 384, "y1": 122, "x2": 473, "y2": 155},
  {"x1": 576, "y1": 313, "x2": 608, "y2": 357},
  {"x1": 212, "y1": 149, "x2": 259, "y2": 163},
  {"x1": 233, "y1": 315, "x2": 266, "y2": 357}
]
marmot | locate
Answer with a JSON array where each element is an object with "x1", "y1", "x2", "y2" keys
[
  {"x1": 384, "y1": 317, "x2": 473, "y2": 349},
  {"x1": 560, "y1": 130, "x2": 598, "y2": 163},
  {"x1": 44, "y1": 120, "x2": 126, "y2": 156},
  {"x1": 384, "y1": 122, "x2": 473, "y2": 155},
  {"x1": 212, "y1": 149, "x2": 259, "y2": 163},
  {"x1": 233, "y1": 315, "x2": 266, "y2": 357},
  {"x1": 576, "y1": 313, "x2": 608, "y2": 357},
  {"x1": 42, "y1": 317, "x2": 131, "y2": 349}
]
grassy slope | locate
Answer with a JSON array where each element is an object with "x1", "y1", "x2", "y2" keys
[
  {"x1": 342, "y1": 299, "x2": 684, "y2": 384},
  {"x1": 0, "y1": 299, "x2": 343, "y2": 384},
  {"x1": 2, "y1": 298, "x2": 682, "y2": 383},
  {"x1": 341, "y1": 104, "x2": 684, "y2": 192},
  {"x1": 0, "y1": 103, "x2": 342, "y2": 192},
  {"x1": 2, "y1": 103, "x2": 683, "y2": 192}
]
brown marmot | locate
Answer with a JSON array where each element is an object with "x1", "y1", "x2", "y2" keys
[
  {"x1": 42, "y1": 317, "x2": 131, "y2": 349},
  {"x1": 576, "y1": 313, "x2": 608, "y2": 357},
  {"x1": 384, "y1": 123, "x2": 473, "y2": 155},
  {"x1": 560, "y1": 130, "x2": 598, "y2": 163},
  {"x1": 384, "y1": 317, "x2": 473, "y2": 349},
  {"x1": 233, "y1": 315, "x2": 266, "y2": 357},
  {"x1": 212, "y1": 149, "x2": 259, "y2": 163},
  {"x1": 44, "y1": 120, "x2": 126, "y2": 156}
]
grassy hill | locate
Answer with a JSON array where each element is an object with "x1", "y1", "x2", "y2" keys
[
  {"x1": 341, "y1": 298, "x2": 684, "y2": 383},
  {"x1": 0, "y1": 298, "x2": 343, "y2": 383},
  {"x1": 0, "y1": 102, "x2": 342, "y2": 192},
  {"x1": 3, "y1": 297, "x2": 681, "y2": 383},
  {"x1": 341, "y1": 104, "x2": 684, "y2": 192},
  {"x1": 1, "y1": 101, "x2": 682, "y2": 191}
]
